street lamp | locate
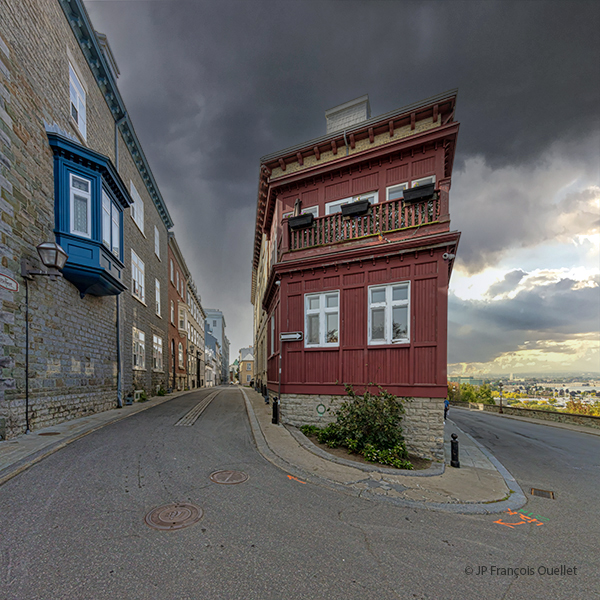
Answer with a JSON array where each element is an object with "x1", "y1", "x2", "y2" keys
[
  {"x1": 21, "y1": 242, "x2": 68, "y2": 433},
  {"x1": 498, "y1": 381, "x2": 504, "y2": 414}
]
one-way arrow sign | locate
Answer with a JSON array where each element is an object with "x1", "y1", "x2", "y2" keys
[{"x1": 280, "y1": 331, "x2": 303, "y2": 342}]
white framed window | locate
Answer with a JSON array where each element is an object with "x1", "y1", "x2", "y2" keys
[
  {"x1": 152, "y1": 335, "x2": 163, "y2": 371},
  {"x1": 178, "y1": 342, "x2": 184, "y2": 368},
  {"x1": 69, "y1": 173, "x2": 91, "y2": 238},
  {"x1": 69, "y1": 63, "x2": 86, "y2": 139},
  {"x1": 386, "y1": 182, "x2": 409, "y2": 201},
  {"x1": 170, "y1": 301, "x2": 175, "y2": 324},
  {"x1": 270, "y1": 315, "x2": 275, "y2": 355},
  {"x1": 246, "y1": 363, "x2": 252, "y2": 371},
  {"x1": 411, "y1": 175, "x2": 436, "y2": 188},
  {"x1": 368, "y1": 282, "x2": 410, "y2": 345},
  {"x1": 155, "y1": 279, "x2": 161, "y2": 316},
  {"x1": 179, "y1": 308, "x2": 185, "y2": 330},
  {"x1": 133, "y1": 327, "x2": 145, "y2": 370},
  {"x1": 102, "y1": 190, "x2": 120, "y2": 257},
  {"x1": 170, "y1": 259, "x2": 174, "y2": 283},
  {"x1": 325, "y1": 191, "x2": 379, "y2": 215},
  {"x1": 129, "y1": 181, "x2": 144, "y2": 234},
  {"x1": 305, "y1": 291, "x2": 340, "y2": 347},
  {"x1": 283, "y1": 205, "x2": 319, "y2": 219},
  {"x1": 131, "y1": 249, "x2": 145, "y2": 303},
  {"x1": 176, "y1": 271, "x2": 180, "y2": 294},
  {"x1": 246, "y1": 374, "x2": 251, "y2": 383},
  {"x1": 154, "y1": 226, "x2": 160, "y2": 258}
]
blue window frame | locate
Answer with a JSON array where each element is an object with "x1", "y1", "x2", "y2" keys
[{"x1": 47, "y1": 133, "x2": 132, "y2": 297}]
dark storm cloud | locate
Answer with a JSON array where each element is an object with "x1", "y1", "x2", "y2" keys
[
  {"x1": 84, "y1": 0, "x2": 600, "y2": 356},
  {"x1": 448, "y1": 275, "x2": 600, "y2": 364},
  {"x1": 487, "y1": 270, "x2": 527, "y2": 297}
]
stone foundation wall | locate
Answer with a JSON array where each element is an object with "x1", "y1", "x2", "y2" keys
[{"x1": 279, "y1": 392, "x2": 444, "y2": 461}]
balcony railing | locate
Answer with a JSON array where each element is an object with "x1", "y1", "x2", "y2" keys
[{"x1": 287, "y1": 195, "x2": 441, "y2": 252}]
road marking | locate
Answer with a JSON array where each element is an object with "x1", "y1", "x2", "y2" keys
[
  {"x1": 175, "y1": 391, "x2": 220, "y2": 426},
  {"x1": 287, "y1": 475, "x2": 307, "y2": 484},
  {"x1": 494, "y1": 508, "x2": 547, "y2": 529}
]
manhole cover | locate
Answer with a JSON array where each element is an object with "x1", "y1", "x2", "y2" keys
[
  {"x1": 531, "y1": 488, "x2": 555, "y2": 499},
  {"x1": 209, "y1": 470, "x2": 249, "y2": 485},
  {"x1": 145, "y1": 503, "x2": 203, "y2": 530},
  {"x1": 37, "y1": 432, "x2": 61, "y2": 436}
]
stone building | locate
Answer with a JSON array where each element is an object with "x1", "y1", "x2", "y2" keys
[
  {"x1": 0, "y1": 0, "x2": 173, "y2": 437},
  {"x1": 167, "y1": 233, "x2": 188, "y2": 392},
  {"x1": 186, "y1": 279, "x2": 205, "y2": 389},
  {"x1": 204, "y1": 308, "x2": 229, "y2": 385},
  {"x1": 251, "y1": 92, "x2": 461, "y2": 460}
]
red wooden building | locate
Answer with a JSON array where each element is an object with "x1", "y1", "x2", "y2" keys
[{"x1": 251, "y1": 91, "x2": 461, "y2": 459}]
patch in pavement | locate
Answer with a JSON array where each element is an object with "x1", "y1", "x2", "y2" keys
[{"x1": 145, "y1": 503, "x2": 203, "y2": 530}]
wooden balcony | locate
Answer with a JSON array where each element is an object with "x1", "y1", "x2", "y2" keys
[{"x1": 279, "y1": 188, "x2": 450, "y2": 261}]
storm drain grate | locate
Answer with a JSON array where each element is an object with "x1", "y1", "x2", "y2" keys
[
  {"x1": 145, "y1": 503, "x2": 203, "y2": 531},
  {"x1": 531, "y1": 488, "x2": 555, "y2": 499},
  {"x1": 37, "y1": 432, "x2": 61, "y2": 436},
  {"x1": 210, "y1": 470, "x2": 249, "y2": 485}
]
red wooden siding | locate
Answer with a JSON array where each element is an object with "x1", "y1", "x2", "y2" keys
[
  {"x1": 412, "y1": 156, "x2": 436, "y2": 178},
  {"x1": 325, "y1": 181, "x2": 350, "y2": 201},
  {"x1": 386, "y1": 164, "x2": 409, "y2": 184},
  {"x1": 352, "y1": 173, "x2": 379, "y2": 195},
  {"x1": 390, "y1": 348, "x2": 410, "y2": 384},
  {"x1": 413, "y1": 277, "x2": 437, "y2": 343},
  {"x1": 301, "y1": 189, "x2": 319, "y2": 205},
  {"x1": 414, "y1": 347, "x2": 436, "y2": 384},
  {"x1": 305, "y1": 351, "x2": 338, "y2": 383}
]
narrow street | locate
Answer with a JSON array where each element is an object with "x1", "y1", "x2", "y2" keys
[{"x1": 0, "y1": 389, "x2": 596, "y2": 599}]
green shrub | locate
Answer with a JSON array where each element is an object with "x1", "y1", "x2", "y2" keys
[
  {"x1": 157, "y1": 388, "x2": 166, "y2": 396},
  {"x1": 300, "y1": 385, "x2": 413, "y2": 470}
]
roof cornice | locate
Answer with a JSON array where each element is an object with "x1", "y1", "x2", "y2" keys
[{"x1": 59, "y1": 0, "x2": 174, "y2": 230}]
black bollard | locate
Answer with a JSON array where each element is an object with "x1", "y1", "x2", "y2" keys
[
  {"x1": 450, "y1": 433, "x2": 460, "y2": 468},
  {"x1": 272, "y1": 397, "x2": 279, "y2": 424}
]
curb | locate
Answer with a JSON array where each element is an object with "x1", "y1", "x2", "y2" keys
[{"x1": 240, "y1": 387, "x2": 528, "y2": 514}]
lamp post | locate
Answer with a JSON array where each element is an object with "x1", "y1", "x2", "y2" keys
[
  {"x1": 498, "y1": 381, "x2": 504, "y2": 414},
  {"x1": 21, "y1": 242, "x2": 68, "y2": 433}
]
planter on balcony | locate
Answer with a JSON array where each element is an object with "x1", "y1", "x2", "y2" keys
[
  {"x1": 288, "y1": 213, "x2": 314, "y2": 230},
  {"x1": 341, "y1": 198, "x2": 371, "y2": 217},
  {"x1": 403, "y1": 183, "x2": 435, "y2": 203}
]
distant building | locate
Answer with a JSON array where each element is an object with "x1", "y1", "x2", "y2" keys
[
  {"x1": 204, "y1": 309, "x2": 229, "y2": 385},
  {"x1": 168, "y1": 234, "x2": 188, "y2": 391},
  {"x1": 239, "y1": 347, "x2": 254, "y2": 386},
  {"x1": 448, "y1": 376, "x2": 485, "y2": 386}
]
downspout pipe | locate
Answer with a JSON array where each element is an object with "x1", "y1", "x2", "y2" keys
[{"x1": 114, "y1": 113, "x2": 127, "y2": 409}]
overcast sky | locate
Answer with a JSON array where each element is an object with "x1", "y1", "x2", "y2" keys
[{"x1": 84, "y1": 0, "x2": 600, "y2": 376}]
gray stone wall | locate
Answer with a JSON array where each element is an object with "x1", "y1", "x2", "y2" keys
[
  {"x1": 0, "y1": 0, "x2": 169, "y2": 437},
  {"x1": 118, "y1": 135, "x2": 169, "y2": 398},
  {"x1": 279, "y1": 392, "x2": 444, "y2": 461}
]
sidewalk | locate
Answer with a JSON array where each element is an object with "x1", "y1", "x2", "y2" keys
[
  {"x1": 0, "y1": 390, "x2": 192, "y2": 486},
  {"x1": 240, "y1": 387, "x2": 527, "y2": 514}
]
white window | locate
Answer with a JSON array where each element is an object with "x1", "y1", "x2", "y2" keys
[
  {"x1": 246, "y1": 374, "x2": 251, "y2": 383},
  {"x1": 153, "y1": 335, "x2": 163, "y2": 371},
  {"x1": 154, "y1": 226, "x2": 160, "y2": 258},
  {"x1": 178, "y1": 342, "x2": 184, "y2": 368},
  {"x1": 176, "y1": 271, "x2": 179, "y2": 293},
  {"x1": 246, "y1": 363, "x2": 252, "y2": 371},
  {"x1": 325, "y1": 191, "x2": 379, "y2": 215},
  {"x1": 69, "y1": 173, "x2": 91, "y2": 238},
  {"x1": 131, "y1": 250, "x2": 145, "y2": 303},
  {"x1": 130, "y1": 181, "x2": 144, "y2": 234},
  {"x1": 102, "y1": 190, "x2": 120, "y2": 257},
  {"x1": 179, "y1": 308, "x2": 185, "y2": 330},
  {"x1": 368, "y1": 282, "x2": 410, "y2": 345},
  {"x1": 283, "y1": 205, "x2": 319, "y2": 219},
  {"x1": 386, "y1": 182, "x2": 409, "y2": 201},
  {"x1": 411, "y1": 175, "x2": 436, "y2": 188},
  {"x1": 270, "y1": 315, "x2": 275, "y2": 355},
  {"x1": 133, "y1": 327, "x2": 145, "y2": 370},
  {"x1": 155, "y1": 279, "x2": 161, "y2": 316},
  {"x1": 305, "y1": 292, "x2": 339, "y2": 347},
  {"x1": 170, "y1": 259, "x2": 174, "y2": 283},
  {"x1": 69, "y1": 63, "x2": 86, "y2": 139}
]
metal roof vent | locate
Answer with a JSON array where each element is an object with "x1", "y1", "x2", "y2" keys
[{"x1": 325, "y1": 95, "x2": 371, "y2": 134}]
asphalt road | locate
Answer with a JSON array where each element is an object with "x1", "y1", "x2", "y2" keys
[{"x1": 0, "y1": 389, "x2": 597, "y2": 599}]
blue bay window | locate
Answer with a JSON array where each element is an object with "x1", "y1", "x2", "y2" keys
[{"x1": 48, "y1": 133, "x2": 132, "y2": 297}]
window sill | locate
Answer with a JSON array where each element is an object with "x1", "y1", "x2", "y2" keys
[
  {"x1": 132, "y1": 367, "x2": 147, "y2": 371},
  {"x1": 303, "y1": 345, "x2": 339, "y2": 351},
  {"x1": 69, "y1": 117, "x2": 87, "y2": 145},
  {"x1": 132, "y1": 295, "x2": 147, "y2": 307}
]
